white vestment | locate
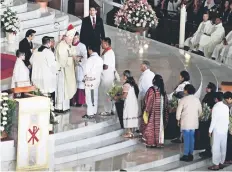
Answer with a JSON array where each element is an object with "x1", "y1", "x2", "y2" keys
[
  {"x1": 30, "y1": 48, "x2": 59, "y2": 94},
  {"x1": 100, "y1": 49, "x2": 116, "y2": 113},
  {"x1": 212, "y1": 31, "x2": 232, "y2": 61},
  {"x1": 209, "y1": 102, "x2": 229, "y2": 165},
  {"x1": 11, "y1": 58, "x2": 30, "y2": 88},
  {"x1": 55, "y1": 40, "x2": 77, "y2": 110},
  {"x1": 168, "y1": 81, "x2": 190, "y2": 100},
  {"x1": 223, "y1": 45, "x2": 232, "y2": 66},
  {"x1": 198, "y1": 23, "x2": 225, "y2": 58},
  {"x1": 74, "y1": 42, "x2": 87, "y2": 89},
  {"x1": 85, "y1": 52, "x2": 103, "y2": 116},
  {"x1": 184, "y1": 20, "x2": 212, "y2": 49},
  {"x1": 138, "y1": 69, "x2": 155, "y2": 119}
]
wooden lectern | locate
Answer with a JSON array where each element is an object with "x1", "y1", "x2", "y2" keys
[{"x1": 15, "y1": 96, "x2": 50, "y2": 171}]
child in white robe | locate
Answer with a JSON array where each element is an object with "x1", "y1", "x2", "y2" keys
[{"x1": 11, "y1": 50, "x2": 30, "y2": 88}]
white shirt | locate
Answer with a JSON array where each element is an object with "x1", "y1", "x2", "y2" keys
[
  {"x1": 209, "y1": 101, "x2": 229, "y2": 134},
  {"x1": 102, "y1": 49, "x2": 115, "y2": 70},
  {"x1": 30, "y1": 48, "x2": 60, "y2": 93},
  {"x1": 90, "y1": 15, "x2": 96, "y2": 26},
  {"x1": 11, "y1": 58, "x2": 30, "y2": 88},
  {"x1": 138, "y1": 69, "x2": 155, "y2": 98},
  {"x1": 85, "y1": 52, "x2": 103, "y2": 89}
]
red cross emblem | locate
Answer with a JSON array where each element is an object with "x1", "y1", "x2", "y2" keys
[{"x1": 28, "y1": 126, "x2": 40, "y2": 145}]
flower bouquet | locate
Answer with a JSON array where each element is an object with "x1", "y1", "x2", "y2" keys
[
  {"x1": 0, "y1": 92, "x2": 17, "y2": 139},
  {"x1": 199, "y1": 103, "x2": 211, "y2": 122},
  {"x1": 114, "y1": 0, "x2": 158, "y2": 31},
  {"x1": 168, "y1": 96, "x2": 178, "y2": 113},
  {"x1": 107, "y1": 84, "x2": 123, "y2": 101}
]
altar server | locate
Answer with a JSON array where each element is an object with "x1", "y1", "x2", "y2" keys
[
  {"x1": 55, "y1": 24, "x2": 77, "y2": 112},
  {"x1": 138, "y1": 61, "x2": 155, "y2": 124},
  {"x1": 184, "y1": 13, "x2": 213, "y2": 50},
  {"x1": 82, "y1": 45, "x2": 103, "y2": 119},
  {"x1": 99, "y1": 37, "x2": 116, "y2": 116},
  {"x1": 72, "y1": 32, "x2": 88, "y2": 106},
  {"x1": 223, "y1": 45, "x2": 232, "y2": 66},
  {"x1": 30, "y1": 36, "x2": 60, "y2": 104},
  {"x1": 212, "y1": 30, "x2": 232, "y2": 61},
  {"x1": 198, "y1": 17, "x2": 225, "y2": 58},
  {"x1": 208, "y1": 92, "x2": 229, "y2": 170},
  {"x1": 11, "y1": 50, "x2": 30, "y2": 88}
]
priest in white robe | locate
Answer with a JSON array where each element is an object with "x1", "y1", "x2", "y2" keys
[
  {"x1": 208, "y1": 92, "x2": 229, "y2": 170},
  {"x1": 212, "y1": 30, "x2": 232, "y2": 61},
  {"x1": 223, "y1": 45, "x2": 232, "y2": 66},
  {"x1": 198, "y1": 17, "x2": 225, "y2": 58},
  {"x1": 72, "y1": 31, "x2": 88, "y2": 106},
  {"x1": 55, "y1": 24, "x2": 77, "y2": 112},
  {"x1": 82, "y1": 45, "x2": 103, "y2": 119},
  {"x1": 30, "y1": 36, "x2": 60, "y2": 104},
  {"x1": 184, "y1": 13, "x2": 213, "y2": 50},
  {"x1": 11, "y1": 50, "x2": 31, "y2": 88},
  {"x1": 99, "y1": 37, "x2": 116, "y2": 116},
  {"x1": 138, "y1": 61, "x2": 155, "y2": 125}
]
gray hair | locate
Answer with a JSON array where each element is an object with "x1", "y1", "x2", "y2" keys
[{"x1": 142, "y1": 60, "x2": 150, "y2": 68}]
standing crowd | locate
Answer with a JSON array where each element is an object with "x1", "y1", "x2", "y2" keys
[{"x1": 10, "y1": 5, "x2": 232, "y2": 171}]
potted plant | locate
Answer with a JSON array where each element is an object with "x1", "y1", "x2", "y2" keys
[
  {"x1": 1, "y1": 7, "x2": 20, "y2": 43},
  {"x1": 114, "y1": 0, "x2": 158, "y2": 33},
  {"x1": 0, "y1": 92, "x2": 17, "y2": 139}
]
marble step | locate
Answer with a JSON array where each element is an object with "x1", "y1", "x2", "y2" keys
[
  {"x1": 54, "y1": 116, "x2": 118, "y2": 145},
  {"x1": 17, "y1": 3, "x2": 41, "y2": 21},
  {"x1": 54, "y1": 138, "x2": 138, "y2": 164},
  {"x1": 0, "y1": 0, "x2": 27, "y2": 15},
  {"x1": 55, "y1": 123, "x2": 121, "y2": 148},
  {"x1": 0, "y1": 140, "x2": 15, "y2": 162},
  {"x1": 55, "y1": 133, "x2": 125, "y2": 157}
]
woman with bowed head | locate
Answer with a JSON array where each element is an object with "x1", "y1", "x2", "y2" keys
[
  {"x1": 114, "y1": 70, "x2": 139, "y2": 138},
  {"x1": 141, "y1": 74, "x2": 169, "y2": 148}
]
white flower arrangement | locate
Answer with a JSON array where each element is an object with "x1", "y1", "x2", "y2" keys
[
  {"x1": 115, "y1": 0, "x2": 158, "y2": 30},
  {"x1": 0, "y1": 92, "x2": 16, "y2": 136},
  {"x1": 1, "y1": 7, "x2": 20, "y2": 34}
]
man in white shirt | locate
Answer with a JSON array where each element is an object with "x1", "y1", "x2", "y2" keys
[
  {"x1": 99, "y1": 37, "x2": 116, "y2": 116},
  {"x1": 138, "y1": 61, "x2": 155, "y2": 128},
  {"x1": 184, "y1": 13, "x2": 213, "y2": 51},
  {"x1": 197, "y1": 17, "x2": 225, "y2": 58},
  {"x1": 30, "y1": 36, "x2": 60, "y2": 104},
  {"x1": 208, "y1": 92, "x2": 229, "y2": 170},
  {"x1": 212, "y1": 30, "x2": 232, "y2": 61},
  {"x1": 82, "y1": 45, "x2": 103, "y2": 119}
]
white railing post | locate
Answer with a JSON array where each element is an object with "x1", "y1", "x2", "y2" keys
[{"x1": 179, "y1": 4, "x2": 186, "y2": 49}]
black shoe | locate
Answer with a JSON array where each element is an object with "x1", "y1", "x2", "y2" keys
[
  {"x1": 180, "y1": 155, "x2": 190, "y2": 162},
  {"x1": 199, "y1": 151, "x2": 212, "y2": 158},
  {"x1": 146, "y1": 145, "x2": 157, "y2": 148},
  {"x1": 82, "y1": 114, "x2": 89, "y2": 119},
  {"x1": 188, "y1": 154, "x2": 193, "y2": 161},
  {"x1": 88, "y1": 115, "x2": 95, "y2": 119}
]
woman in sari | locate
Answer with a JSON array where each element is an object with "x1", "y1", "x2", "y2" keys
[
  {"x1": 141, "y1": 74, "x2": 169, "y2": 148},
  {"x1": 114, "y1": 70, "x2": 139, "y2": 138}
]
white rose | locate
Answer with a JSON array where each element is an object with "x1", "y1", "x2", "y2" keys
[
  {"x1": 146, "y1": 12, "x2": 149, "y2": 15},
  {"x1": 138, "y1": 8, "x2": 140, "y2": 10},
  {"x1": 143, "y1": 21, "x2": 147, "y2": 27},
  {"x1": 2, "y1": 121, "x2": 7, "y2": 125},
  {"x1": 129, "y1": 11, "x2": 132, "y2": 14},
  {"x1": 1, "y1": 93, "x2": 8, "y2": 96},
  {"x1": 136, "y1": 23, "x2": 141, "y2": 27},
  {"x1": 140, "y1": 19, "x2": 143, "y2": 22},
  {"x1": 3, "y1": 97, "x2": 8, "y2": 100},
  {"x1": 128, "y1": 19, "x2": 132, "y2": 22},
  {"x1": 3, "y1": 117, "x2": 7, "y2": 121},
  {"x1": 136, "y1": 12, "x2": 139, "y2": 16},
  {"x1": 2, "y1": 111, "x2": 7, "y2": 116},
  {"x1": 0, "y1": 126, "x2": 4, "y2": 131},
  {"x1": 3, "y1": 103, "x2": 7, "y2": 107},
  {"x1": 1, "y1": 18, "x2": 4, "y2": 22},
  {"x1": 3, "y1": 107, "x2": 8, "y2": 111},
  {"x1": 5, "y1": 22, "x2": 9, "y2": 26},
  {"x1": 151, "y1": 20, "x2": 154, "y2": 24},
  {"x1": 0, "y1": 106, "x2": 2, "y2": 110},
  {"x1": 150, "y1": 14, "x2": 153, "y2": 17}
]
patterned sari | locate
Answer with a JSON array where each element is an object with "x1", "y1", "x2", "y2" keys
[{"x1": 141, "y1": 86, "x2": 169, "y2": 147}]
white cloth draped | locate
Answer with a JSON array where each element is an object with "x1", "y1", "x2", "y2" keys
[
  {"x1": 100, "y1": 49, "x2": 116, "y2": 113},
  {"x1": 198, "y1": 23, "x2": 225, "y2": 58},
  {"x1": 223, "y1": 46, "x2": 232, "y2": 66},
  {"x1": 11, "y1": 58, "x2": 30, "y2": 88},
  {"x1": 184, "y1": 20, "x2": 213, "y2": 49},
  {"x1": 30, "y1": 48, "x2": 59, "y2": 94}
]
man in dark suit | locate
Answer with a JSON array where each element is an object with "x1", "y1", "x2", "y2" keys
[
  {"x1": 19, "y1": 29, "x2": 36, "y2": 68},
  {"x1": 80, "y1": 6, "x2": 105, "y2": 55}
]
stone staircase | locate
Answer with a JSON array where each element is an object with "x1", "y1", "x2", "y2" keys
[{"x1": 0, "y1": 0, "x2": 82, "y2": 44}]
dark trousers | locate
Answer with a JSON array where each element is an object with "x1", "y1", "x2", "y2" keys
[
  {"x1": 195, "y1": 121, "x2": 211, "y2": 152},
  {"x1": 50, "y1": 92, "x2": 55, "y2": 107},
  {"x1": 226, "y1": 133, "x2": 232, "y2": 161},
  {"x1": 115, "y1": 100, "x2": 124, "y2": 129}
]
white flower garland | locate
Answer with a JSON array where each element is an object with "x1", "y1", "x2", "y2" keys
[{"x1": 0, "y1": 92, "x2": 9, "y2": 132}]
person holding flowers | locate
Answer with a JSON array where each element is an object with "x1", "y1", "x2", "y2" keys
[{"x1": 114, "y1": 70, "x2": 139, "y2": 138}]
